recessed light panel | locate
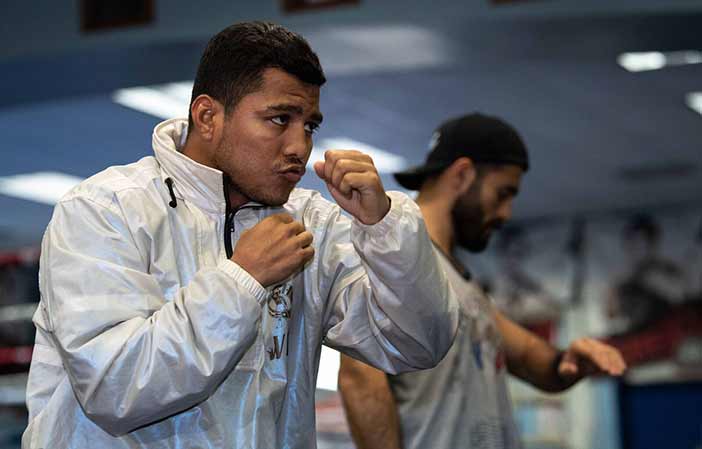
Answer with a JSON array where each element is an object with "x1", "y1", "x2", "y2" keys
[
  {"x1": 0, "y1": 172, "x2": 84, "y2": 205},
  {"x1": 618, "y1": 50, "x2": 702, "y2": 72}
]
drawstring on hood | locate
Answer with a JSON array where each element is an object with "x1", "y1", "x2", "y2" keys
[{"x1": 165, "y1": 178, "x2": 178, "y2": 208}]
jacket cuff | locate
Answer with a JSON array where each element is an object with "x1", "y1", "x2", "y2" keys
[
  {"x1": 352, "y1": 191, "x2": 405, "y2": 238},
  {"x1": 217, "y1": 259, "x2": 268, "y2": 305}
]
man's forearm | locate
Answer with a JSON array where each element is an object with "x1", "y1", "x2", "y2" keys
[
  {"x1": 495, "y1": 311, "x2": 577, "y2": 392},
  {"x1": 55, "y1": 264, "x2": 266, "y2": 436},
  {"x1": 338, "y1": 355, "x2": 403, "y2": 449},
  {"x1": 516, "y1": 334, "x2": 578, "y2": 392}
]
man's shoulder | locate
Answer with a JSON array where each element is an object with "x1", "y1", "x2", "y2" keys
[{"x1": 59, "y1": 156, "x2": 161, "y2": 210}]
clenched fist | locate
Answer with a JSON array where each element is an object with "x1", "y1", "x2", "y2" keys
[
  {"x1": 232, "y1": 213, "x2": 314, "y2": 287},
  {"x1": 313, "y1": 150, "x2": 391, "y2": 225}
]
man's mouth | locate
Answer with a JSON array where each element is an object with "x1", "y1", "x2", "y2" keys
[{"x1": 279, "y1": 166, "x2": 305, "y2": 183}]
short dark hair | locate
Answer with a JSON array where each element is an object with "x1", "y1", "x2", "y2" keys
[{"x1": 188, "y1": 21, "x2": 326, "y2": 130}]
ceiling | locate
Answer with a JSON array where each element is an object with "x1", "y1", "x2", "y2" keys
[{"x1": 0, "y1": 2, "x2": 701, "y2": 248}]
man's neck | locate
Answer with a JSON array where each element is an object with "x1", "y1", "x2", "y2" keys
[
  {"x1": 227, "y1": 187, "x2": 250, "y2": 210},
  {"x1": 182, "y1": 135, "x2": 215, "y2": 170},
  {"x1": 419, "y1": 199, "x2": 474, "y2": 279},
  {"x1": 417, "y1": 199, "x2": 455, "y2": 257},
  {"x1": 182, "y1": 136, "x2": 251, "y2": 210}
]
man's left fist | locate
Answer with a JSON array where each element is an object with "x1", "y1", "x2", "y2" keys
[{"x1": 313, "y1": 150, "x2": 391, "y2": 225}]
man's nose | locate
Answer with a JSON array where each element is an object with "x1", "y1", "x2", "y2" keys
[
  {"x1": 498, "y1": 199, "x2": 514, "y2": 222},
  {"x1": 283, "y1": 125, "x2": 312, "y2": 160}
]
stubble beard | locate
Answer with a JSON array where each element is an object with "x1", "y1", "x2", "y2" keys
[
  {"x1": 215, "y1": 138, "x2": 294, "y2": 207},
  {"x1": 228, "y1": 175, "x2": 292, "y2": 207},
  {"x1": 454, "y1": 204, "x2": 490, "y2": 253},
  {"x1": 453, "y1": 185, "x2": 493, "y2": 253}
]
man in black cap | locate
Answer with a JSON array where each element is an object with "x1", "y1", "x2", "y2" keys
[{"x1": 338, "y1": 113, "x2": 626, "y2": 449}]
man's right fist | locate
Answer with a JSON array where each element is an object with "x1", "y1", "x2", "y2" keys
[{"x1": 231, "y1": 213, "x2": 314, "y2": 288}]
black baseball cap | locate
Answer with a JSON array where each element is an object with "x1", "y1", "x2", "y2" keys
[{"x1": 394, "y1": 113, "x2": 529, "y2": 191}]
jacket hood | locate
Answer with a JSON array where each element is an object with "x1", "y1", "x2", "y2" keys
[{"x1": 152, "y1": 118, "x2": 227, "y2": 214}]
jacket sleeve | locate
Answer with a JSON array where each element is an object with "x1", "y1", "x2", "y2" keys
[
  {"x1": 319, "y1": 191, "x2": 460, "y2": 374},
  {"x1": 39, "y1": 194, "x2": 268, "y2": 436}
]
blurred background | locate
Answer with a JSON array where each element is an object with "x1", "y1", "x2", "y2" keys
[{"x1": 0, "y1": 1, "x2": 701, "y2": 448}]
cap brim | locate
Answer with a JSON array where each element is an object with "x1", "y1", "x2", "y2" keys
[{"x1": 393, "y1": 163, "x2": 447, "y2": 191}]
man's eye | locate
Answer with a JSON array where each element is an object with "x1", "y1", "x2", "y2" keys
[
  {"x1": 271, "y1": 116, "x2": 289, "y2": 126},
  {"x1": 304, "y1": 122, "x2": 320, "y2": 134}
]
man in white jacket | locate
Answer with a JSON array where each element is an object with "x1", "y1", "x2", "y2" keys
[{"x1": 23, "y1": 22, "x2": 459, "y2": 448}]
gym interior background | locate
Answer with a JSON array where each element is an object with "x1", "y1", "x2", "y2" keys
[{"x1": 0, "y1": 1, "x2": 701, "y2": 448}]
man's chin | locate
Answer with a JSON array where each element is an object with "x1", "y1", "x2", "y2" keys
[{"x1": 254, "y1": 188, "x2": 294, "y2": 207}]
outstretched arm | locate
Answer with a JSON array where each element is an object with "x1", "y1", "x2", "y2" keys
[{"x1": 494, "y1": 310, "x2": 626, "y2": 392}]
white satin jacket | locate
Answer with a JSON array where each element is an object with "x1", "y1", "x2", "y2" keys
[{"x1": 23, "y1": 118, "x2": 458, "y2": 448}]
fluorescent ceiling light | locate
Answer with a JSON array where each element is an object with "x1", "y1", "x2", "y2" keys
[
  {"x1": 113, "y1": 82, "x2": 193, "y2": 119},
  {"x1": 310, "y1": 138, "x2": 407, "y2": 174},
  {"x1": 618, "y1": 50, "x2": 702, "y2": 72},
  {"x1": 686, "y1": 92, "x2": 702, "y2": 115},
  {"x1": 316, "y1": 346, "x2": 340, "y2": 391},
  {"x1": 0, "y1": 172, "x2": 84, "y2": 205}
]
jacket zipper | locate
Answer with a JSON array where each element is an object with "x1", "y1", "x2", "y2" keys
[
  {"x1": 224, "y1": 175, "x2": 235, "y2": 259},
  {"x1": 222, "y1": 175, "x2": 262, "y2": 259}
]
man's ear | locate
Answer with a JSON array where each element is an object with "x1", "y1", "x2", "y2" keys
[
  {"x1": 190, "y1": 95, "x2": 224, "y2": 142},
  {"x1": 444, "y1": 157, "x2": 476, "y2": 195}
]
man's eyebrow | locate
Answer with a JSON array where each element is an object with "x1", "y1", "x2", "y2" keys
[{"x1": 265, "y1": 104, "x2": 323, "y2": 123}]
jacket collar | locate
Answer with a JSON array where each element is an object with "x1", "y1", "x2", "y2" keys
[{"x1": 152, "y1": 118, "x2": 228, "y2": 214}]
